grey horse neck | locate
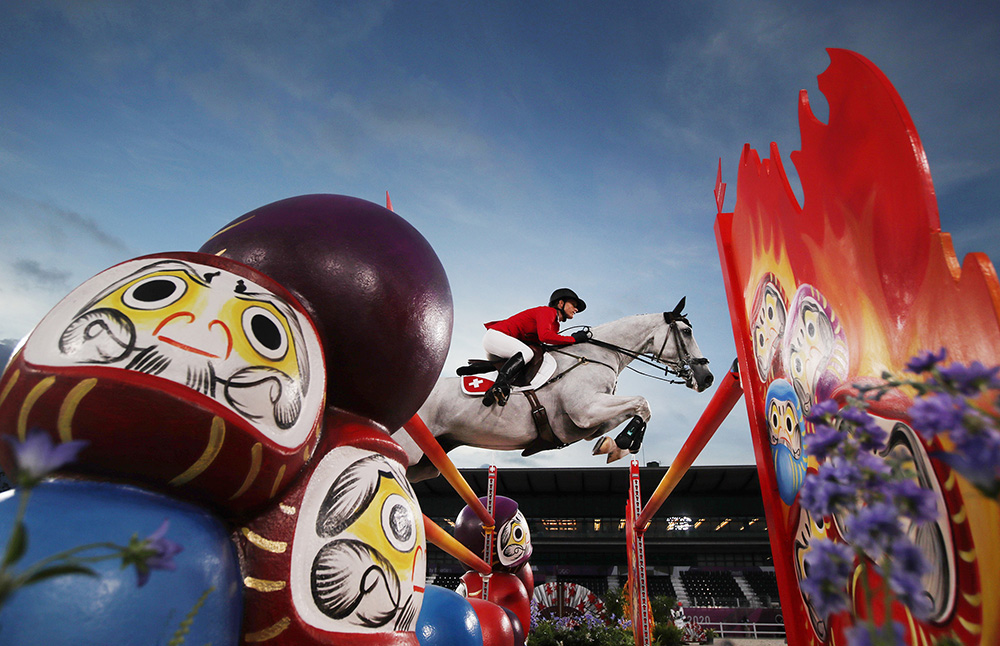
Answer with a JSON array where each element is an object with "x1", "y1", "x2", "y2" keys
[{"x1": 582, "y1": 313, "x2": 665, "y2": 372}]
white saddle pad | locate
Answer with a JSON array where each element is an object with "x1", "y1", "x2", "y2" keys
[{"x1": 460, "y1": 354, "x2": 557, "y2": 396}]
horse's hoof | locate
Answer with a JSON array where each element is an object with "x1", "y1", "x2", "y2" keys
[
  {"x1": 606, "y1": 446, "x2": 629, "y2": 463},
  {"x1": 591, "y1": 435, "x2": 612, "y2": 455},
  {"x1": 482, "y1": 390, "x2": 496, "y2": 407},
  {"x1": 592, "y1": 437, "x2": 613, "y2": 455}
]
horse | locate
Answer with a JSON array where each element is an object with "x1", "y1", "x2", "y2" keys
[{"x1": 392, "y1": 298, "x2": 714, "y2": 482}]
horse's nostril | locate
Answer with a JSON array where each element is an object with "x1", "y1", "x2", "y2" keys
[{"x1": 705, "y1": 374, "x2": 714, "y2": 388}]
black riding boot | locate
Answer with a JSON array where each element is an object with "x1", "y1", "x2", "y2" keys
[{"x1": 482, "y1": 353, "x2": 526, "y2": 407}]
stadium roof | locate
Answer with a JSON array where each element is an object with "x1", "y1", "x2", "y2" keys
[
  {"x1": 415, "y1": 464, "x2": 765, "y2": 521},
  {"x1": 415, "y1": 464, "x2": 771, "y2": 571}
]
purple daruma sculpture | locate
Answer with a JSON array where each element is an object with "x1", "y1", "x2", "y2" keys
[{"x1": 199, "y1": 194, "x2": 454, "y2": 433}]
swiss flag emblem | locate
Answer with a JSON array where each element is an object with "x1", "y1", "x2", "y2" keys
[{"x1": 462, "y1": 375, "x2": 494, "y2": 395}]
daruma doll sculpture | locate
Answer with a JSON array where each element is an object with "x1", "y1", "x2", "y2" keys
[
  {"x1": 454, "y1": 495, "x2": 534, "y2": 644},
  {"x1": 0, "y1": 251, "x2": 328, "y2": 514},
  {"x1": 0, "y1": 194, "x2": 455, "y2": 646}
]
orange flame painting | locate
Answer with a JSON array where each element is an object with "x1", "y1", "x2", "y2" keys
[{"x1": 716, "y1": 49, "x2": 1000, "y2": 645}]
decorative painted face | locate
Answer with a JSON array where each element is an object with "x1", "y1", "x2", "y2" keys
[
  {"x1": 831, "y1": 418, "x2": 955, "y2": 623},
  {"x1": 792, "y1": 506, "x2": 833, "y2": 642},
  {"x1": 453, "y1": 495, "x2": 532, "y2": 573},
  {"x1": 21, "y1": 256, "x2": 323, "y2": 448},
  {"x1": 497, "y1": 510, "x2": 532, "y2": 569},
  {"x1": 766, "y1": 379, "x2": 806, "y2": 505},
  {"x1": 783, "y1": 285, "x2": 848, "y2": 414},
  {"x1": 749, "y1": 274, "x2": 787, "y2": 381},
  {"x1": 291, "y1": 445, "x2": 426, "y2": 633}
]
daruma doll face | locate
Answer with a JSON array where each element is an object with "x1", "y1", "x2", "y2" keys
[{"x1": 0, "y1": 252, "x2": 326, "y2": 516}]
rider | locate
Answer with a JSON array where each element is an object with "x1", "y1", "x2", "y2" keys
[{"x1": 480, "y1": 288, "x2": 591, "y2": 407}]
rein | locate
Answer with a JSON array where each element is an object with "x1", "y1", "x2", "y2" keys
[{"x1": 566, "y1": 315, "x2": 708, "y2": 385}]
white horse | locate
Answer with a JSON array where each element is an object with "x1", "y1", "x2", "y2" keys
[{"x1": 393, "y1": 299, "x2": 714, "y2": 481}]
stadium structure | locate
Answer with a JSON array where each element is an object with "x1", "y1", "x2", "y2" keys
[{"x1": 416, "y1": 464, "x2": 784, "y2": 630}]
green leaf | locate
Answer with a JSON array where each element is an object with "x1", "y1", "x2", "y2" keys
[
  {"x1": 2, "y1": 522, "x2": 27, "y2": 567},
  {"x1": 22, "y1": 563, "x2": 97, "y2": 585}
]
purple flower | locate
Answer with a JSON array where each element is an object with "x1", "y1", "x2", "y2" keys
[
  {"x1": 887, "y1": 479, "x2": 938, "y2": 525},
  {"x1": 936, "y1": 361, "x2": 1000, "y2": 396},
  {"x1": 853, "y1": 451, "x2": 892, "y2": 490},
  {"x1": 123, "y1": 520, "x2": 184, "y2": 587},
  {"x1": 838, "y1": 406, "x2": 872, "y2": 426},
  {"x1": 932, "y1": 441, "x2": 1000, "y2": 498},
  {"x1": 799, "y1": 461, "x2": 857, "y2": 516},
  {"x1": 807, "y1": 399, "x2": 841, "y2": 424},
  {"x1": 908, "y1": 394, "x2": 966, "y2": 440},
  {"x1": 886, "y1": 540, "x2": 932, "y2": 620},
  {"x1": 805, "y1": 424, "x2": 844, "y2": 461},
  {"x1": 845, "y1": 621, "x2": 905, "y2": 646},
  {"x1": 856, "y1": 422, "x2": 889, "y2": 453},
  {"x1": 801, "y1": 539, "x2": 853, "y2": 618},
  {"x1": 844, "y1": 503, "x2": 902, "y2": 560},
  {"x1": 5, "y1": 430, "x2": 88, "y2": 486},
  {"x1": 906, "y1": 349, "x2": 946, "y2": 374}
]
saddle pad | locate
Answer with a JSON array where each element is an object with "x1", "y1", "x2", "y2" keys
[
  {"x1": 460, "y1": 354, "x2": 557, "y2": 397},
  {"x1": 461, "y1": 373, "x2": 496, "y2": 395}
]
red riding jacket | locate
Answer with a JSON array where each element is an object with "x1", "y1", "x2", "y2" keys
[{"x1": 484, "y1": 306, "x2": 576, "y2": 346}]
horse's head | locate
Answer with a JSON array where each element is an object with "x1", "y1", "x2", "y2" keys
[{"x1": 657, "y1": 297, "x2": 714, "y2": 392}]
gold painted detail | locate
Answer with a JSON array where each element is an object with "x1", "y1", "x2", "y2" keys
[
  {"x1": 279, "y1": 503, "x2": 297, "y2": 516},
  {"x1": 243, "y1": 576, "x2": 287, "y2": 592},
  {"x1": 170, "y1": 416, "x2": 225, "y2": 486},
  {"x1": 959, "y1": 549, "x2": 976, "y2": 563},
  {"x1": 951, "y1": 506, "x2": 967, "y2": 524},
  {"x1": 57, "y1": 378, "x2": 98, "y2": 442},
  {"x1": 944, "y1": 471, "x2": 956, "y2": 491},
  {"x1": 0, "y1": 369, "x2": 19, "y2": 409},
  {"x1": 241, "y1": 527, "x2": 287, "y2": 553},
  {"x1": 963, "y1": 592, "x2": 982, "y2": 607},
  {"x1": 230, "y1": 442, "x2": 262, "y2": 500},
  {"x1": 18, "y1": 376, "x2": 56, "y2": 441},
  {"x1": 270, "y1": 464, "x2": 287, "y2": 499},
  {"x1": 957, "y1": 615, "x2": 982, "y2": 635},
  {"x1": 245, "y1": 616, "x2": 291, "y2": 642},
  {"x1": 206, "y1": 214, "x2": 255, "y2": 243}
]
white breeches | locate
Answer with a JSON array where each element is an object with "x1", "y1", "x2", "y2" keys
[{"x1": 482, "y1": 329, "x2": 535, "y2": 363}]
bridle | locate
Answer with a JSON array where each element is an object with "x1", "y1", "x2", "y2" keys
[{"x1": 572, "y1": 312, "x2": 709, "y2": 385}]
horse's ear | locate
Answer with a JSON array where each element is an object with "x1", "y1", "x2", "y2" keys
[{"x1": 673, "y1": 297, "x2": 686, "y2": 315}]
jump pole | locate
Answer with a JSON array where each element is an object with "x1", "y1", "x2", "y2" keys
[
  {"x1": 627, "y1": 459, "x2": 653, "y2": 646},
  {"x1": 404, "y1": 414, "x2": 495, "y2": 527},
  {"x1": 482, "y1": 465, "x2": 499, "y2": 599},
  {"x1": 423, "y1": 514, "x2": 492, "y2": 575},
  {"x1": 633, "y1": 362, "x2": 743, "y2": 531}
]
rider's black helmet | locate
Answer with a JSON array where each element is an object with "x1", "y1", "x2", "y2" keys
[{"x1": 549, "y1": 288, "x2": 586, "y2": 312}]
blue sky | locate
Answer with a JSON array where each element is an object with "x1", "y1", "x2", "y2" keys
[{"x1": 1, "y1": 1, "x2": 997, "y2": 471}]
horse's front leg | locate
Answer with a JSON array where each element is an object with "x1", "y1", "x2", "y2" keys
[
  {"x1": 567, "y1": 393, "x2": 651, "y2": 463},
  {"x1": 566, "y1": 393, "x2": 650, "y2": 435}
]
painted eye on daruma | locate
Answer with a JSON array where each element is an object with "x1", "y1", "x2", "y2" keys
[
  {"x1": 122, "y1": 275, "x2": 187, "y2": 310},
  {"x1": 241, "y1": 306, "x2": 288, "y2": 360},
  {"x1": 381, "y1": 494, "x2": 416, "y2": 553}
]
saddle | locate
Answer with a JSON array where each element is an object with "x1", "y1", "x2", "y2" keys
[
  {"x1": 456, "y1": 344, "x2": 546, "y2": 387},
  {"x1": 456, "y1": 350, "x2": 566, "y2": 457}
]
